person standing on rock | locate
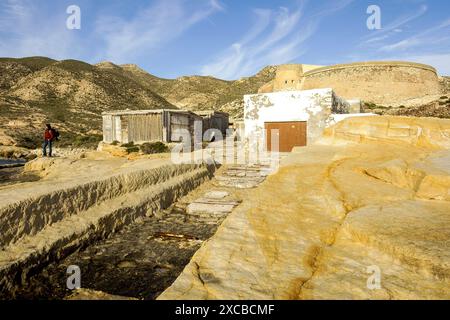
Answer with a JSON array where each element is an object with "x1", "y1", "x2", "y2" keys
[{"x1": 43, "y1": 124, "x2": 54, "y2": 157}]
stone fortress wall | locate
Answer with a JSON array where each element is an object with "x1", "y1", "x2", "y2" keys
[
  {"x1": 259, "y1": 61, "x2": 442, "y2": 106},
  {"x1": 259, "y1": 64, "x2": 323, "y2": 93}
]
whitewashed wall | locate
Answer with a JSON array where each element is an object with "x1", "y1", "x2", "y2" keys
[{"x1": 244, "y1": 88, "x2": 349, "y2": 144}]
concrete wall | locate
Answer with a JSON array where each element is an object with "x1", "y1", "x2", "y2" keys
[
  {"x1": 244, "y1": 88, "x2": 349, "y2": 145},
  {"x1": 347, "y1": 99, "x2": 362, "y2": 113},
  {"x1": 233, "y1": 121, "x2": 245, "y2": 141}
]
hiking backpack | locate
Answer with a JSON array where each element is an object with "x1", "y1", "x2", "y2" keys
[{"x1": 51, "y1": 128, "x2": 60, "y2": 141}]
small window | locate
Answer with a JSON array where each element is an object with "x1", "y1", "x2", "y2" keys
[
  {"x1": 291, "y1": 80, "x2": 295, "y2": 84},
  {"x1": 285, "y1": 80, "x2": 288, "y2": 84}
]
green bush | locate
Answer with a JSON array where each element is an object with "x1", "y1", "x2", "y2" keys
[
  {"x1": 54, "y1": 111, "x2": 66, "y2": 123},
  {"x1": 364, "y1": 102, "x2": 392, "y2": 110},
  {"x1": 15, "y1": 135, "x2": 42, "y2": 149},
  {"x1": 71, "y1": 134, "x2": 103, "y2": 149},
  {"x1": 140, "y1": 142, "x2": 169, "y2": 154},
  {"x1": 121, "y1": 142, "x2": 134, "y2": 148},
  {"x1": 111, "y1": 140, "x2": 120, "y2": 146},
  {"x1": 125, "y1": 146, "x2": 140, "y2": 154},
  {"x1": 364, "y1": 102, "x2": 378, "y2": 109},
  {"x1": 440, "y1": 96, "x2": 448, "y2": 100}
]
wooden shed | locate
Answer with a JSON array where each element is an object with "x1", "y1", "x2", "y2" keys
[
  {"x1": 102, "y1": 109, "x2": 202, "y2": 144},
  {"x1": 196, "y1": 110, "x2": 230, "y2": 136}
]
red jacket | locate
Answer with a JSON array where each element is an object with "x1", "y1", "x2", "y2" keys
[{"x1": 44, "y1": 129, "x2": 54, "y2": 141}]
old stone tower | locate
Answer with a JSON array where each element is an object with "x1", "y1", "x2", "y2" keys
[{"x1": 258, "y1": 64, "x2": 323, "y2": 93}]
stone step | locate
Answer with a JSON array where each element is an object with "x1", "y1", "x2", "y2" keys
[
  {"x1": 204, "y1": 191, "x2": 229, "y2": 199},
  {"x1": 225, "y1": 166, "x2": 274, "y2": 177},
  {"x1": 187, "y1": 198, "x2": 241, "y2": 215},
  {"x1": 214, "y1": 175, "x2": 266, "y2": 189},
  {"x1": 225, "y1": 170, "x2": 269, "y2": 178}
]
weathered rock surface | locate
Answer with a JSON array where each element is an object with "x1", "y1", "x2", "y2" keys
[
  {"x1": 10, "y1": 194, "x2": 224, "y2": 300},
  {"x1": 417, "y1": 176, "x2": 450, "y2": 201},
  {"x1": 323, "y1": 115, "x2": 450, "y2": 149},
  {"x1": 0, "y1": 146, "x2": 35, "y2": 160},
  {"x1": 67, "y1": 289, "x2": 138, "y2": 300},
  {"x1": 0, "y1": 153, "x2": 216, "y2": 297},
  {"x1": 159, "y1": 116, "x2": 450, "y2": 300}
]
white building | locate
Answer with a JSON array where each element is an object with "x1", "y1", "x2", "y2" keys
[{"x1": 243, "y1": 88, "x2": 356, "y2": 152}]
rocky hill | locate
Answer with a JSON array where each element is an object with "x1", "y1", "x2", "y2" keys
[
  {"x1": 3, "y1": 56, "x2": 445, "y2": 150},
  {"x1": 0, "y1": 57, "x2": 176, "y2": 148},
  {"x1": 391, "y1": 96, "x2": 450, "y2": 118},
  {"x1": 0, "y1": 57, "x2": 276, "y2": 148},
  {"x1": 98, "y1": 62, "x2": 276, "y2": 118}
]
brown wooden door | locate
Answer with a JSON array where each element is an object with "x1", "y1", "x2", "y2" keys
[{"x1": 265, "y1": 121, "x2": 307, "y2": 152}]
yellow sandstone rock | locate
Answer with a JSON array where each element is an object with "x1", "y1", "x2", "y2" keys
[
  {"x1": 417, "y1": 175, "x2": 450, "y2": 201},
  {"x1": 159, "y1": 116, "x2": 450, "y2": 300},
  {"x1": 362, "y1": 159, "x2": 425, "y2": 190},
  {"x1": 97, "y1": 142, "x2": 130, "y2": 157},
  {"x1": 66, "y1": 289, "x2": 137, "y2": 300},
  {"x1": 324, "y1": 116, "x2": 450, "y2": 149}
]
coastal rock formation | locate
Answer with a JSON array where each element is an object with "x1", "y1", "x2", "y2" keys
[
  {"x1": 0, "y1": 154, "x2": 216, "y2": 297},
  {"x1": 159, "y1": 116, "x2": 450, "y2": 300},
  {"x1": 322, "y1": 116, "x2": 450, "y2": 149}
]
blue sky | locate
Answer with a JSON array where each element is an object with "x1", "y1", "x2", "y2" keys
[{"x1": 0, "y1": 0, "x2": 449, "y2": 79}]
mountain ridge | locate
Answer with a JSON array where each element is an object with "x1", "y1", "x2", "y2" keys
[{"x1": 0, "y1": 57, "x2": 276, "y2": 148}]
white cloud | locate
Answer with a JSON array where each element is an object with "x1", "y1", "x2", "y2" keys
[
  {"x1": 361, "y1": 4, "x2": 428, "y2": 45},
  {"x1": 0, "y1": 0, "x2": 78, "y2": 59},
  {"x1": 201, "y1": 0, "x2": 354, "y2": 79},
  {"x1": 379, "y1": 18, "x2": 450, "y2": 52},
  {"x1": 95, "y1": 0, "x2": 223, "y2": 63},
  {"x1": 200, "y1": 5, "x2": 306, "y2": 80},
  {"x1": 0, "y1": 0, "x2": 223, "y2": 64}
]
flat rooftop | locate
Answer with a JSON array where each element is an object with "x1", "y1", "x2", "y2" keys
[{"x1": 102, "y1": 109, "x2": 191, "y2": 116}]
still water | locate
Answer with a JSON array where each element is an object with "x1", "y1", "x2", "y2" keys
[{"x1": 0, "y1": 158, "x2": 26, "y2": 166}]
